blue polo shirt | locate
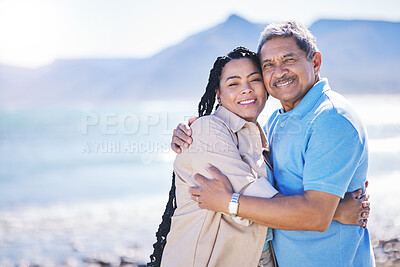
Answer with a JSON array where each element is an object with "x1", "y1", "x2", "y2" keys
[{"x1": 265, "y1": 78, "x2": 374, "y2": 266}]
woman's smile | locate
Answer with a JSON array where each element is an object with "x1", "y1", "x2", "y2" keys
[{"x1": 238, "y1": 98, "x2": 257, "y2": 106}]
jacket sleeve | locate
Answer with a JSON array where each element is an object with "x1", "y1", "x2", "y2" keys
[{"x1": 173, "y1": 116, "x2": 277, "y2": 225}]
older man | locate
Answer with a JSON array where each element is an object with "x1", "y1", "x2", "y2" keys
[{"x1": 171, "y1": 21, "x2": 374, "y2": 266}]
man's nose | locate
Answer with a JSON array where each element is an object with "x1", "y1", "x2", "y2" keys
[{"x1": 273, "y1": 63, "x2": 288, "y2": 78}]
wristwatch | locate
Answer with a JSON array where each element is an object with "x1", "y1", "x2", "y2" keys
[{"x1": 229, "y1": 193, "x2": 240, "y2": 216}]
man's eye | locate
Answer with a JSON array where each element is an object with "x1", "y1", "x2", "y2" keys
[
  {"x1": 263, "y1": 63, "x2": 273, "y2": 69},
  {"x1": 285, "y1": 58, "x2": 295, "y2": 63}
]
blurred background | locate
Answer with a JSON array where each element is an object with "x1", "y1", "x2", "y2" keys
[{"x1": 0, "y1": 0, "x2": 400, "y2": 266}]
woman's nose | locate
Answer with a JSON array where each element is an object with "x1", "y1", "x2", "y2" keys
[{"x1": 241, "y1": 82, "x2": 253, "y2": 94}]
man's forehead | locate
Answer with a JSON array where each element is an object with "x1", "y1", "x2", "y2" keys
[{"x1": 260, "y1": 37, "x2": 304, "y2": 60}]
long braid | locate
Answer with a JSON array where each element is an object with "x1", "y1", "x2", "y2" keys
[
  {"x1": 148, "y1": 46, "x2": 263, "y2": 267},
  {"x1": 147, "y1": 172, "x2": 177, "y2": 267},
  {"x1": 198, "y1": 56, "x2": 225, "y2": 117}
]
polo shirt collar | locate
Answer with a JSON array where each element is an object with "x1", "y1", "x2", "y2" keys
[
  {"x1": 214, "y1": 106, "x2": 250, "y2": 133},
  {"x1": 279, "y1": 77, "x2": 331, "y2": 119}
]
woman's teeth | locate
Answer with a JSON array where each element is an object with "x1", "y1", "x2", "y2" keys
[{"x1": 239, "y1": 99, "x2": 255, "y2": 104}]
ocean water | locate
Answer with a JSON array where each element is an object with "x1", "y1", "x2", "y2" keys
[{"x1": 0, "y1": 95, "x2": 399, "y2": 266}]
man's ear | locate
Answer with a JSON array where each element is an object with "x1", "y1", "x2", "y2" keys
[{"x1": 312, "y1": 52, "x2": 322, "y2": 73}]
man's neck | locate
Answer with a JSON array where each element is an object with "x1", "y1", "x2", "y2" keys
[
  {"x1": 282, "y1": 100, "x2": 302, "y2": 112},
  {"x1": 281, "y1": 77, "x2": 320, "y2": 112}
]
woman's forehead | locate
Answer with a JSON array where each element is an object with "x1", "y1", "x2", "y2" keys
[{"x1": 222, "y1": 58, "x2": 259, "y2": 76}]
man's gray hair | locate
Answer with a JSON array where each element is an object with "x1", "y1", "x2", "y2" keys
[{"x1": 257, "y1": 21, "x2": 319, "y2": 61}]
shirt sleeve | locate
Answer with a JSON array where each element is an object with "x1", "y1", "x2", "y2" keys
[{"x1": 302, "y1": 113, "x2": 366, "y2": 198}]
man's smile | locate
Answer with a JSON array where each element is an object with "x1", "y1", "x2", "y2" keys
[{"x1": 273, "y1": 76, "x2": 296, "y2": 88}]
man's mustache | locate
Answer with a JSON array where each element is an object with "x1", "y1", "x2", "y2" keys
[{"x1": 272, "y1": 76, "x2": 296, "y2": 86}]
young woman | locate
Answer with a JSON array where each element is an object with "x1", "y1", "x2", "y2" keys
[{"x1": 148, "y1": 47, "x2": 369, "y2": 267}]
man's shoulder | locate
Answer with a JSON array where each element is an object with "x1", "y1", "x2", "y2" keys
[{"x1": 311, "y1": 89, "x2": 367, "y2": 138}]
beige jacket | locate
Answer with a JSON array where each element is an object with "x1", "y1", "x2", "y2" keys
[{"x1": 161, "y1": 106, "x2": 277, "y2": 267}]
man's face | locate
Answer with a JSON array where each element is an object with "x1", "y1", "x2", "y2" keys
[{"x1": 259, "y1": 37, "x2": 321, "y2": 111}]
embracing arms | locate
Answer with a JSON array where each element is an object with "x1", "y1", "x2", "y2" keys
[
  {"x1": 174, "y1": 116, "x2": 277, "y2": 203},
  {"x1": 189, "y1": 165, "x2": 368, "y2": 231},
  {"x1": 171, "y1": 118, "x2": 370, "y2": 229}
]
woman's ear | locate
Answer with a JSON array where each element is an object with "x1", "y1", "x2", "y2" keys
[{"x1": 215, "y1": 90, "x2": 221, "y2": 103}]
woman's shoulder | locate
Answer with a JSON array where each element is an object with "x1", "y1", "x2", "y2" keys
[
  {"x1": 190, "y1": 114, "x2": 232, "y2": 137},
  {"x1": 174, "y1": 114, "x2": 235, "y2": 166}
]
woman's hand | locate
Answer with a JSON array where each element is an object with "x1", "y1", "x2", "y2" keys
[
  {"x1": 334, "y1": 187, "x2": 370, "y2": 228},
  {"x1": 171, "y1": 117, "x2": 197, "y2": 153}
]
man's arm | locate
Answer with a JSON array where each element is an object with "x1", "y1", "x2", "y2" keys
[
  {"x1": 238, "y1": 191, "x2": 339, "y2": 231},
  {"x1": 190, "y1": 165, "x2": 339, "y2": 232},
  {"x1": 190, "y1": 165, "x2": 369, "y2": 230}
]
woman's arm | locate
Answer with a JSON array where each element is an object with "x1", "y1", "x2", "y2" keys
[{"x1": 175, "y1": 116, "x2": 277, "y2": 201}]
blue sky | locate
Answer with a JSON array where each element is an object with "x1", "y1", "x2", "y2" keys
[{"x1": 0, "y1": 0, "x2": 399, "y2": 68}]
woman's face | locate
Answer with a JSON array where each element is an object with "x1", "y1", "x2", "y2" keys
[{"x1": 217, "y1": 58, "x2": 267, "y2": 123}]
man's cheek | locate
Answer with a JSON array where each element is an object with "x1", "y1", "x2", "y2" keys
[{"x1": 262, "y1": 75, "x2": 271, "y2": 88}]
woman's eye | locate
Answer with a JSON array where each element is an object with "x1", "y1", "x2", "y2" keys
[
  {"x1": 251, "y1": 78, "x2": 262, "y2": 82},
  {"x1": 228, "y1": 83, "x2": 238, "y2": 87}
]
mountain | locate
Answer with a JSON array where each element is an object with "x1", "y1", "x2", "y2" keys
[
  {"x1": 310, "y1": 19, "x2": 400, "y2": 94},
  {"x1": 0, "y1": 15, "x2": 399, "y2": 108}
]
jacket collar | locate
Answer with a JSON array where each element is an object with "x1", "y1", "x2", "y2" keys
[
  {"x1": 214, "y1": 106, "x2": 248, "y2": 133},
  {"x1": 214, "y1": 106, "x2": 270, "y2": 152}
]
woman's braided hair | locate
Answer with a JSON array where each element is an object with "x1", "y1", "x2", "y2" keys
[{"x1": 147, "y1": 46, "x2": 264, "y2": 267}]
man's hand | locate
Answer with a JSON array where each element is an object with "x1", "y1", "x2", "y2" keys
[
  {"x1": 171, "y1": 116, "x2": 197, "y2": 153},
  {"x1": 189, "y1": 164, "x2": 233, "y2": 213}
]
